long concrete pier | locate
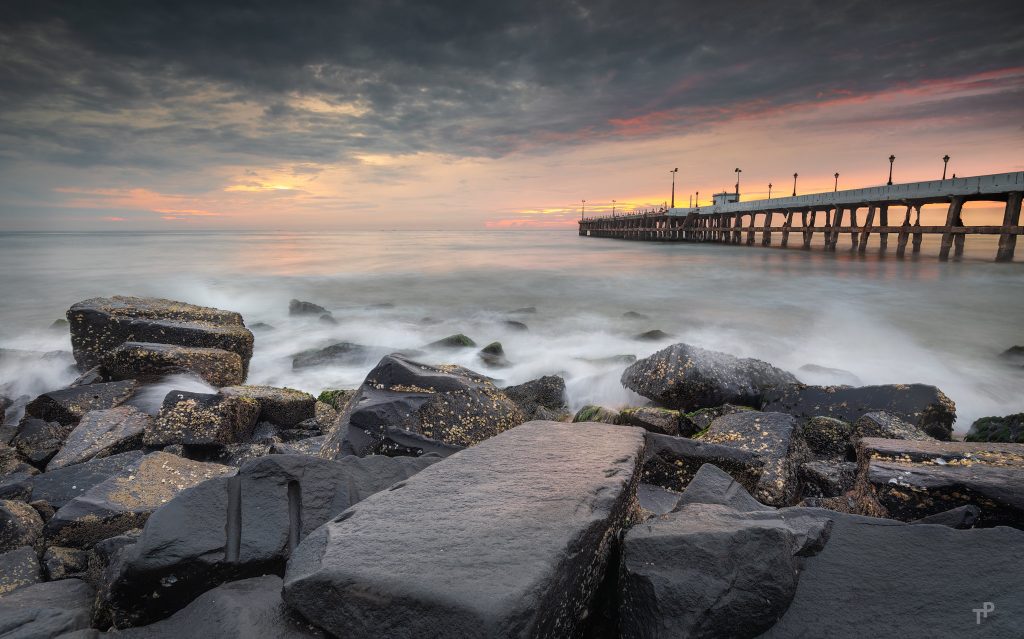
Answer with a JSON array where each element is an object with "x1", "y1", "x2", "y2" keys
[{"x1": 578, "y1": 172, "x2": 1024, "y2": 261}]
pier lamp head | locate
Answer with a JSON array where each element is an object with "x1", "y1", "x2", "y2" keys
[
  {"x1": 834, "y1": 172, "x2": 839, "y2": 179},
  {"x1": 943, "y1": 155, "x2": 950, "y2": 162},
  {"x1": 889, "y1": 154, "x2": 896, "y2": 163}
]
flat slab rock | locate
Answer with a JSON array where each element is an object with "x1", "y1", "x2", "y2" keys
[
  {"x1": 24, "y1": 381, "x2": 137, "y2": 426},
  {"x1": 284, "y1": 420, "x2": 646, "y2": 638},
  {"x1": 219, "y1": 385, "x2": 316, "y2": 428},
  {"x1": 28, "y1": 450, "x2": 145, "y2": 508},
  {"x1": 47, "y1": 406, "x2": 149, "y2": 471},
  {"x1": 105, "y1": 453, "x2": 440, "y2": 627},
  {"x1": 761, "y1": 383, "x2": 956, "y2": 440},
  {"x1": 45, "y1": 451, "x2": 234, "y2": 548},
  {"x1": 857, "y1": 437, "x2": 1024, "y2": 528},
  {"x1": 102, "y1": 342, "x2": 244, "y2": 387}
]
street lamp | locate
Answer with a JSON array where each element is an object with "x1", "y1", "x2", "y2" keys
[
  {"x1": 942, "y1": 155, "x2": 950, "y2": 180},
  {"x1": 768, "y1": 183, "x2": 772, "y2": 199},
  {"x1": 695, "y1": 191, "x2": 699, "y2": 208},
  {"x1": 670, "y1": 168, "x2": 678, "y2": 208},
  {"x1": 834, "y1": 172, "x2": 839, "y2": 192},
  {"x1": 887, "y1": 154, "x2": 895, "y2": 186},
  {"x1": 792, "y1": 173, "x2": 798, "y2": 197},
  {"x1": 612, "y1": 199, "x2": 616, "y2": 217},
  {"x1": 581, "y1": 199, "x2": 585, "y2": 220},
  {"x1": 734, "y1": 168, "x2": 742, "y2": 197}
]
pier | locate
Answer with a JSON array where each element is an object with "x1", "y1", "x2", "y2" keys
[{"x1": 578, "y1": 172, "x2": 1024, "y2": 261}]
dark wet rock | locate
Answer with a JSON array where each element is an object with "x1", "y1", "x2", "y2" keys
[
  {"x1": 45, "y1": 452, "x2": 233, "y2": 548},
  {"x1": 912, "y1": 505, "x2": 981, "y2": 529},
  {"x1": 797, "y1": 363, "x2": 861, "y2": 386},
  {"x1": 104, "y1": 454, "x2": 438, "y2": 627},
  {"x1": 678, "y1": 403, "x2": 755, "y2": 436},
  {"x1": 573, "y1": 405, "x2": 620, "y2": 424},
  {"x1": 291, "y1": 342, "x2": 380, "y2": 369},
  {"x1": 637, "y1": 483, "x2": 682, "y2": 516},
  {"x1": 87, "y1": 531, "x2": 141, "y2": 627},
  {"x1": 508, "y1": 306, "x2": 536, "y2": 314},
  {"x1": 641, "y1": 432, "x2": 764, "y2": 493},
  {"x1": 146, "y1": 391, "x2": 259, "y2": 447},
  {"x1": 425, "y1": 333, "x2": 476, "y2": 349},
  {"x1": 67, "y1": 296, "x2": 253, "y2": 376},
  {"x1": 322, "y1": 354, "x2": 523, "y2": 459},
  {"x1": 180, "y1": 442, "x2": 273, "y2": 467},
  {"x1": 620, "y1": 473, "x2": 832, "y2": 639},
  {"x1": 110, "y1": 576, "x2": 325, "y2": 638},
  {"x1": 798, "y1": 461, "x2": 857, "y2": 498},
  {"x1": 0, "y1": 499, "x2": 43, "y2": 553},
  {"x1": 761, "y1": 383, "x2": 956, "y2": 441},
  {"x1": 0, "y1": 578, "x2": 94, "y2": 638},
  {"x1": 616, "y1": 407, "x2": 680, "y2": 436},
  {"x1": 315, "y1": 389, "x2": 356, "y2": 412},
  {"x1": 623, "y1": 311, "x2": 649, "y2": 320},
  {"x1": 633, "y1": 329, "x2": 672, "y2": 341},
  {"x1": 0, "y1": 471, "x2": 34, "y2": 502},
  {"x1": 28, "y1": 451, "x2": 144, "y2": 509},
  {"x1": 318, "y1": 314, "x2": 337, "y2": 325},
  {"x1": 102, "y1": 342, "x2": 244, "y2": 387},
  {"x1": 47, "y1": 406, "x2": 149, "y2": 471},
  {"x1": 42, "y1": 545, "x2": 89, "y2": 580},
  {"x1": 674, "y1": 463, "x2": 767, "y2": 513},
  {"x1": 503, "y1": 320, "x2": 529, "y2": 331},
  {"x1": 853, "y1": 410, "x2": 933, "y2": 441},
  {"x1": 11, "y1": 418, "x2": 74, "y2": 468},
  {"x1": 30, "y1": 500, "x2": 55, "y2": 524},
  {"x1": 271, "y1": 436, "x2": 325, "y2": 456},
  {"x1": 284, "y1": 421, "x2": 645, "y2": 639},
  {"x1": 999, "y1": 345, "x2": 1024, "y2": 367},
  {"x1": 49, "y1": 319, "x2": 70, "y2": 331},
  {"x1": 799, "y1": 416, "x2": 855, "y2": 460},
  {"x1": 622, "y1": 343, "x2": 798, "y2": 411},
  {"x1": 702, "y1": 411, "x2": 804, "y2": 506},
  {"x1": 289, "y1": 299, "x2": 328, "y2": 316},
  {"x1": 69, "y1": 367, "x2": 108, "y2": 387},
  {"x1": 623, "y1": 461, "x2": 1024, "y2": 639},
  {"x1": 276, "y1": 425, "x2": 322, "y2": 442},
  {"x1": 500, "y1": 375, "x2": 567, "y2": 420},
  {"x1": 25, "y1": 381, "x2": 137, "y2": 426},
  {"x1": 0, "y1": 546, "x2": 41, "y2": 595},
  {"x1": 219, "y1": 385, "x2": 315, "y2": 428},
  {"x1": 965, "y1": 413, "x2": 1024, "y2": 443},
  {"x1": 477, "y1": 341, "x2": 509, "y2": 368},
  {"x1": 313, "y1": 401, "x2": 336, "y2": 431},
  {"x1": 853, "y1": 437, "x2": 1024, "y2": 528},
  {"x1": 577, "y1": 354, "x2": 638, "y2": 366}
]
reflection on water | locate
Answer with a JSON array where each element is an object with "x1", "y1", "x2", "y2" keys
[{"x1": 1, "y1": 230, "x2": 1021, "y2": 433}]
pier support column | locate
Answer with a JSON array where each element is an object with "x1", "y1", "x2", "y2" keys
[
  {"x1": 828, "y1": 207, "x2": 843, "y2": 251},
  {"x1": 912, "y1": 205, "x2": 923, "y2": 253},
  {"x1": 896, "y1": 204, "x2": 912, "y2": 258},
  {"x1": 857, "y1": 205, "x2": 876, "y2": 253},
  {"x1": 780, "y1": 210, "x2": 794, "y2": 247},
  {"x1": 939, "y1": 196, "x2": 965, "y2": 261},
  {"x1": 733, "y1": 214, "x2": 743, "y2": 243},
  {"x1": 996, "y1": 192, "x2": 1022, "y2": 262},
  {"x1": 878, "y1": 205, "x2": 889, "y2": 251},
  {"x1": 848, "y1": 206, "x2": 860, "y2": 250},
  {"x1": 805, "y1": 209, "x2": 817, "y2": 249},
  {"x1": 761, "y1": 211, "x2": 774, "y2": 246},
  {"x1": 746, "y1": 213, "x2": 757, "y2": 245}
]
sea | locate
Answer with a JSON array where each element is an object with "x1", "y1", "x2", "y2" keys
[{"x1": 1, "y1": 230, "x2": 1022, "y2": 434}]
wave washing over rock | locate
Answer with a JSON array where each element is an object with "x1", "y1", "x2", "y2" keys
[{"x1": 1, "y1": 231, "x2": 1023, "y2": 637}]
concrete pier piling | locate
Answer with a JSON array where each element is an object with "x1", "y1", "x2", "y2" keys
[{"x1": 579, "y1": 172, "x2": 1024, "y2": 261}]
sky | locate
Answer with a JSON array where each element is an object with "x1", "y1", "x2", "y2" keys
[{"x1": 1, "y1": 0, "x2": 1022, "y2": 231}]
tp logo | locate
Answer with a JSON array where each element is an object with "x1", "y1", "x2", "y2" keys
[{"x1": 973, "y1": 602, "x2": 995, "y2": 625}]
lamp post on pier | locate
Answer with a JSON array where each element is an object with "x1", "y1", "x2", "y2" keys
[
  {"x1": 834, "y1": 172, "x2": 839, "y2": 192},
  {"x1": 695, "y1": 192, "x2": 699, "y2": 208},
  {"x1": 612, "y1": 200, "x2": 616, "y2": 217},
  {"x1": 670, "y1": 168, "x2": 678, "y2": 208},
  {"x1": 887, "y1": 155, "x2": 895, "y2": 186},
  {"x1": 734, "y1": 167, "x2": 741, "y2": 197},
  {"x1": 768, "y1": 183, "x2": 772, "y2": 199},
  {"x1": 581, "y1": 199, "x2": 585, "y2": 220},
  {"x1": 792, "y1": 173, "x2": 798, "y2": 197},
  {"x1": 942, "y1": 155, "x2": 950, "y2": 180}
]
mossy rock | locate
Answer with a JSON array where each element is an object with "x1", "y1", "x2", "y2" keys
[
  {"x1": 965, "y1": 414, "x2": 1024, "y2": 443},
  {"x1": 317, "y1": 389, "x2": 357, "y2": 412},
  {"x1": 573, "y1": 405, "x2": 620, "y2": 424},
  {"x1": 427, "y1": 334, "x2": 477, "y2": 349}
]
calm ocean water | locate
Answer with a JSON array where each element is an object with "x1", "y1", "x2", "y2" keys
[{"x1": 1, "y1": 230, "x2": 1022, "y2": 433}]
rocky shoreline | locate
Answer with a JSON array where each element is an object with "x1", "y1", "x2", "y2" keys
[{"x1": 1, "y1": 295, "x2": 1022, "y2": 638}]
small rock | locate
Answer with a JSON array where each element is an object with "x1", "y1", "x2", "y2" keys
[
  {"x1": 146, "y1": 391, "x2": 259, "y2": 447},
  {"x1": 0, "y1": 499, "x2": 43, "y2": 553},
  {"x1": 42, "y1": 545, "x2": 89, "y2": 580},
  {"x1": 853, "y1": 411, "x2": 933, "y2": 441},
  {"x1": 316, "y1": 389, "x2": 356, "y2": 412},
  {"x1": 633, "y1": 329, "x2": 672, "y2": 341},
  {"x1": 680, "y1": 403, "x2": 756, "y2": 436},
  {"x1": 49, "y1": 319, "x2": 70, "y2": 331},
  {"x1": 622, "y1": 311, "x2": 649, "y2": 320},
  {"x1": 477, "y1": 341, "x2": 509, "y2": 368},
  {"x1": 636, "y1": 483, "x2": 683, "y2": 516},
  {"x1": 219, "y1": 385, "x2": 316, "y2": 428},
  {"x1": 24, "y1": 381, "x2": 137, "y2": 426},
  {"x1": 47, "y1": 406, "x2": 149, "y2": 471},
  {"x1": 11, "y1": 417, "x2": 75, "y2": 468},
  {"x1": 965, "y1": 413, "x2": 1024, "y2": 443},
  {"x1": 28, "y1": 450, "x2": 145, "y2": 509},
  {"x1": 503, "y1": 320, "x2": 529, "y2": 331},
  {"x1": 999, "y1": 345, "x2": 1024, "y2": 367},
  {"x1": 799, "y1": 416, "x2": 855, "y2": 460},
  {"x1": 798, "y1": 461, "x2": 858, "y2": 498},
  {"x1": 641, "y1": 432, "x2": 764, "y2": 493},
  {"x1": 0, "y1": 546, "x2": 42, "y2": 595},
  {"x1": 572, "y1": 405, "x2": 620, "y2": 424},
  {"x1": 425, "y1": 333, "x2": 476, "y2": 349},
  {"x1": 291, "y1": 342, "x2": 379, "y2": 369},
  {"x1": 288, "y1": 299, "x2": 329, "y2": 316},
  {"x1": 318, "y1": 314, "x2": 337, "y2": 325},
  {"x1": 508, "y1": 306, "x2": 536, "y2": 314},
  {"x1": 501, "y1": 375, "x2": 567, "y2": 420},
  {"x1": 616, "y1": 407, "x2": 681, "y2": 436}
]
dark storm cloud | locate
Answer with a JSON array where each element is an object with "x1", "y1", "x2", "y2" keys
[{"x1": 1, "y1": 0, "x2": 1022, "y2": 168}]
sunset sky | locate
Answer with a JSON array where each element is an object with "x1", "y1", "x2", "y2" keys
[{"x1": 1, "y1": 0, "x2": 1022, "y2": 230}]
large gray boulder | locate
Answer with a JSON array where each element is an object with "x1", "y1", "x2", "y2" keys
[
  {"x1": 284, "y1": 421, "x2": 646, "y2": 638},
  {"x1": 621, "y1": 343, "x2": 797, "y2": 411},
  {"x1": 761, "y1": 383, "x2": 956, "y2": 440},
  {"x1": 109, "y1": 576, "x2": 323, "y2": 638},
  {"x1": 146, "y1": 391, "x2": 260, "y2": 447},
  {"x1": 702, "y1": 411, "x2": 803, "y2": 506},
  {"x1": 219, "y1": 386, "x2": 316, "y2": 428},
  {"x1": 45, "y1": 452, "x2": 233, "y2": 548},
  {"x1": 0, "y1": 578, "x2": 94, "y2": 639},
  {"x1": 47, "y1": 406, "x2": 149, "y2": 471},
  {"x1": 67, "y1": 296, "x2": 254, "y2": 376},
  {"x1": 320, "y1": 354, "x2": 523, "y2": 459},
  {"x1": 104, "y1": 454, "x2": 439, "y2": 627}
]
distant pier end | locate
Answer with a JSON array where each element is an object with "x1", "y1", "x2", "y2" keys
[{"x1": 578, "y1": 172, "x2": 1024, "y2": 261}]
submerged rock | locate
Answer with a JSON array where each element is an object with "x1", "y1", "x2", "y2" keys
[
  {"x1": 477, "y1": 341, "x2": 509, "y2": 368},
  {"x1": 761, "y1": 383, "x2": 956, "y2": 440},
  {"x1": 146, "y1": 391, "x2": 259, "y2": 447},
  {"x1": 321, "y1": 354, "x2": 523, "y2": 458},
  {"x1": 965, "y1": 413, "x2": 1024, "y2": 443},
  {"x1": 999, "y1": 345, "x2": 1024, "y2": 367},
  {"x1": 104, "y1": 454, "x2": 438, "y2": 627},
  {"x1": 633, "y1": 329, "x2": 672, "y2": 341},
  {"x1": 291, "y1": 342, "x2": 381, "y2": 369},
  {"x1": 425, "y1": 333, "x2": 477, "y2": 349},
  {"x1": 67, "y1": 296, "x2": 253, "y2": 376},
  {"x1": 284, "y1": 421, "x2": 646, "y2": 639},
  {"x1": 47, "y1": 406, "x2": 149, "y2": 471},
  {"x1": 289, "y1": 299, "x2": 329, "y2": 316},
  {"x1": 621, "y1": 343, "x2": 797, "y2": 411},
  {"x1": 102, "y1": 342, "x2": 244, "y2": 387}
]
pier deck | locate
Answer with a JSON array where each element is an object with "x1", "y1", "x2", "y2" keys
[{"x1": 578, "y1": 172, "x2": 1024, "y2": 261}]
